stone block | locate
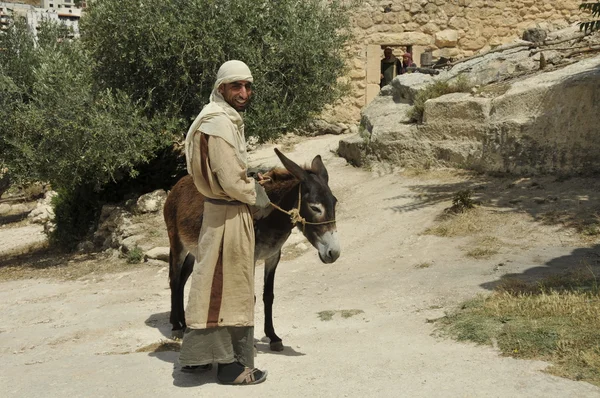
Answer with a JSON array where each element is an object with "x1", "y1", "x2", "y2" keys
[{"x1": 434, "y1": 29, "x2": 459, "y2": 48}]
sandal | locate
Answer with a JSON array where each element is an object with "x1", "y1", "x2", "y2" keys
[
  {"x1": 181, "y1": 364, "x2": 213, "y2": 373},
  {"x1": 219, "y1": 367, "x2": 268, "y2": 385}
]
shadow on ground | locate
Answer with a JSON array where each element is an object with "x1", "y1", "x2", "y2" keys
[
  {"x1": 389, "y1": 174, "x2": 600, "y2": 235},
  {"x1": 145, "y1": 312, "x2": 173, "y2": 339},
  {"x1": 481, "y1": 244, "x2": 600, "y2": 291}
]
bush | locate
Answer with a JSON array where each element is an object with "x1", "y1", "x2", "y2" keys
[
  {"x1": 81, "y1": 0, "x2": 354, "y2": 142},
  {"x1": 1, "y1": 19, "x2": 176, "y2": 247},
  {"x1": 407, "y1": 75, "x2": 472, "y2": 123}
]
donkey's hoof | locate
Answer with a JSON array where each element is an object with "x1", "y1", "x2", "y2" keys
[
  {"x1": 270, "y1": 341, "x2": 284, "y2": 352},
  {"x1": 171, "y1": 330, "x2": 184, "y2": 340}
]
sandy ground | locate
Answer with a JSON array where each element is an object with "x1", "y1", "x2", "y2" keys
[{"x1": 1, "y1": 133, "x2": 600, "y2": 397}]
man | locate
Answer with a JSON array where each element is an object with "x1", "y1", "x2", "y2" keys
[
  {"x1": 380, "y1": 46, "x2": 403, "y2": 87},
  {"x1": 180, "y1": 60, "x2": 271, "y2": 385}
]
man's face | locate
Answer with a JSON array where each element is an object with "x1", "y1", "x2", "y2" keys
[
  {"x1": 384, "y1": 49, "x2": 392, "y2": 58},
  {"x1": 219, "y1": 80, "x2": 253, "y2": 112}
]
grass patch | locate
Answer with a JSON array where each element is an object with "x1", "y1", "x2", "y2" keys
[
  {"x1": 318, "y1": 309, "x2": 365, "y2": 321},
  {"x1": 415, "y1": 261, "x2": 433, "y2": 269},
  {"x1": 437, "y1": 269, "x2": 600, "y2": 386},
  {"x1": 317, "y1": 310, "x2": 336, "y2": 321},
  {"x1": 126, "y1": 246, "x2": 144, "y2": 264},
  {"x1": 340, "y1": 309, "x2": 365, "y2": 318},
  {"x1": 407, "y1": 74, "x2": 472, "y2": 123}
]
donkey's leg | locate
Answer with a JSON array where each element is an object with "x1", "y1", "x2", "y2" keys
[
  {"x1": 169, "y1": 244, "x2": 189, "y2": 339},
  {"x1": 263, "y1": 251, "x2": 283, "y2": 351},
  {"x1": 176, "y1": 253, "x2": 195, "y2": 329}
]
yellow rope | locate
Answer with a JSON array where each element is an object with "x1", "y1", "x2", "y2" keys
[{"x1": 268, "y1": 186, "x2": 336, "y2": 230}]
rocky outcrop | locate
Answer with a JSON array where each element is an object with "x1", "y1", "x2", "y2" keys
[
  {"x1": 338, "y1": 27, "x2": 600, "y2": 175},
  {"x1": 481, "y1": 56, "x2": 600, "y2": 174},
  {"x1": 327, "y1": 0, "x2": 585, "y2": 123}
]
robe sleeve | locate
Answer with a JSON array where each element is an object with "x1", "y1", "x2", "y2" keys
[{"x1": 208, "y1": 136, "x2": 257, "y2": 205}]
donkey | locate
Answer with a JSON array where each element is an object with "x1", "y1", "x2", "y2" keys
[{"x1": 163, "y1": 148, "x2": 340, "y2": 351}]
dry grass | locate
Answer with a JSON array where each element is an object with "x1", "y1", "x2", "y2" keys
[
  {"x1": 437, "y1": 269, "x2": 600, "y2": 386},
  {"x1": 423, "y1": 207, "x2": 532, "y2": 238},
  {"x1": 136, "y1": 340, "x2": 181, "y2": 353},
  {"x1": 463, "y1": 236, "x2": 502, "y2": 259}
]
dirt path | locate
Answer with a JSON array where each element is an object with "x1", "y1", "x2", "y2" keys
[{"x1": 1, "y1": 134, "x2": 599, "y2": 397}]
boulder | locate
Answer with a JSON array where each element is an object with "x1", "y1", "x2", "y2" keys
[
  {"x1": 300, "y1": 119, "x2": 347, "y2": 136},
  {"x1": 135, "y1": 189, "x2": 167, "y2": 214},
  {"x1": 522, "y1": 28, "x2": 547, "y2": 44},
  {"x1": 434, "y1": 29, "x2": 459, "y2": 48},
  {"x1": 28, "y1": 191, "x2": 57, "y2": 224},
  {"x1": 144, "y1": 247, "x2": 170, "y2": 262},
  {"x1": 482, "y1": 56, "x2": 600, "y2": 174},
  {"x1": 390, "y1": 73, "x2": 436, "y2": 103},
  {"x1": 0, "y1": 203, "x2": 10, "y2": 216},
  {"x1": 338, "y1": 134, "x2": 369, "y2": 167}
]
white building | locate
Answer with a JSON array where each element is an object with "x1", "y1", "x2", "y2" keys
[{"x1": 0, "y1": 1, "x2": 83, "y2": 38}]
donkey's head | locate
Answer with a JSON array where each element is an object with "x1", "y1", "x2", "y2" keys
[{"x1": 275, "y1": 148, "x2": 340, "y2": 264}]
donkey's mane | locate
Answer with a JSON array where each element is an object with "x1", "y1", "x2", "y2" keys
[{"x1": 263, "y1": 165, "x2": 315, "y2": 202}]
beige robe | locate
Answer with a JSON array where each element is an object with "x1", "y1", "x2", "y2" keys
[{"x1": 185, "y1": 124, "x2": 257, "y2": 329}]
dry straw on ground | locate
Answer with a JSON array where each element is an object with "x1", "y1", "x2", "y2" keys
[{"x1": 437, "y1": 268, "x2": 600, "y2": 386}]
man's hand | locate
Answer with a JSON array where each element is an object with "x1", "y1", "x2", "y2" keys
[{"x1": 257, "y1": 172, "x2": 271, "y2": 186}]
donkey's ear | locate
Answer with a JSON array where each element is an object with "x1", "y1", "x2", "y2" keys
[
  {"x1": 274, "y1": 148, "x2": 307, "y2": 181},
  {"x1": 311, "y1": 155, "x2": 328, "y2": 183}
]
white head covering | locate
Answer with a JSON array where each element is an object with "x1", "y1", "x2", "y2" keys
[{"x1": 185, "y1": 60, "x2": 253, "y2": 173}]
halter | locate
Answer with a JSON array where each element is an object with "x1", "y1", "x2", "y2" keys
[{"x1": 269, "y1": 184, "x2": 336, "y2": 232}]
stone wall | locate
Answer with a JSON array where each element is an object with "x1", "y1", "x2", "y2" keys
[{"x1": 325, "y1": 0, "x2": 585, "y2": 123}]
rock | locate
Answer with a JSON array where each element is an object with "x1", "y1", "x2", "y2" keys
[
  {"x1": 481, "y1": 55, "x2": 600, "y2": 174},
  {"x1": 0, "y1": 203, "x2": 10, "y2": 216},
  {"x1": 11, "y1": 204, "x2": 29, "y2": 214},
  {"x1": 144, "y1": 247, "x2": 170, "y2": 262},
  {"x1": 246, "y1": 136, "x2": 259, "y2": 152},
  {"x1": 390, "y1": 73, "x2": 436, "y2": 103},
  {"x1": 28, "y1": 191, "x2": 57, "y2": 225},
  {"x1": 121, "y1": 234, "x2": 144, "y2": 253},
  {"x1": 338, "y1": 134, "x2": 369, "y2": 167},
  {"x1": 135, "y1": 189, "x2": 167, "y2": 213},
  {"x1": 94, "y1": 205, "x2": 132, "y2": 250},
  {"x1": 300, "y1": 119, "x2": 347, "y2": 136},
  {"x1": 422, "y1": 93, "x2": 492, "y2": 137},
  {"x1": 437, "y1": 41, "x2": 535, "y2": 86},
  {"x1": 434, "y1": 29, "x2": 459, "y2": 48},
  {"x1": 522, "y1": 28, "x2": 547, "y2": 44}
]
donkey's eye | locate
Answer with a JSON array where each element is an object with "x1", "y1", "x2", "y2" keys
[{"x1": 310, "y1": 205, "x2": 323, "y2": 214}]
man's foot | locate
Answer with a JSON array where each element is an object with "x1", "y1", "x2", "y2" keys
[
  {"x1": 217, "y1": 362, "x2": 267, "y2": 385},
  {"x1": 181, "y1": 364, "x2": 212, "y2": 373}
]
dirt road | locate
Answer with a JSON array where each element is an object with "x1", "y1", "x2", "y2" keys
[{"x1": 1, "y1": 134, "x2": 599, "y2": 397}]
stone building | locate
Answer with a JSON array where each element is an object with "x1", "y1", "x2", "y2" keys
[{"x1": 328, "y1": 0, "x2": 585, "y2": 122}]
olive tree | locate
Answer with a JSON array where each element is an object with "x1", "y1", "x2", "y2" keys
[{"x1": 81, "y1": 0, "x2": 354, "y2": 141}]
